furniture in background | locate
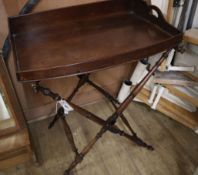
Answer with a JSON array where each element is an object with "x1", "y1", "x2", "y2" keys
[
  {"x1": 131, "y1": 1, "x2": 198, "y2": 133},
  {"x1": 8, "y1": 0, "x2": 182, "y2": 174},
  {"x1": 184, "y1": 28, "x2": 198, "y2": 45},
  {"x1": 0, "y1": 54, "x2": 37, "y2": 170}
]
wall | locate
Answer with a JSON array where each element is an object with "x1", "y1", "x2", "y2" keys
[
  {"x1": 151, "y1": 0, "x2": 169, "y2": 16},
  {"x1": 0, "y1": 0, "x2": 136, "y2": 121}
]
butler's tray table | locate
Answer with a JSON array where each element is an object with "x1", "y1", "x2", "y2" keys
[{"x1": 9, "y1": 0, "x2": 183, "y2": 174}]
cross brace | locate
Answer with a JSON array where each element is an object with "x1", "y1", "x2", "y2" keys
[{"x1": 32, "y1": 50, "x2": 170, "y2": 175}]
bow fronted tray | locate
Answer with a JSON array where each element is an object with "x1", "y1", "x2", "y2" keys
[{"x1": 9, "y1": 0, "x2": 182, "y2": 82}]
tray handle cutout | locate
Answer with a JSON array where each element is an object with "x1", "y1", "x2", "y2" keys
[{"x1": 149, "y1": 5, "x2": 167, "y2": 23}]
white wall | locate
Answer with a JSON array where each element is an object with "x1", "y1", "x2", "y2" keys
[
  {"x1": 151, "y1": 0, "x2": 169, "y2": 16},
  {"x1": 0, "y1": 94, "x2": 10, "y2": 120}
]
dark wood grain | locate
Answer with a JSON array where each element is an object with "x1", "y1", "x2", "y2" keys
[
  {"x1": 0, "y1": 54, "x2": 26, "y2": 137},
  {"x1": 9, "y1": 0, "x2": 182, "y2": 82}
]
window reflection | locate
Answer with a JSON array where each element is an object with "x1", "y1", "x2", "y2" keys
[
  {"x1": 0, "y1": 92, "x2": 10, "y2": 121},
  {"x1": 0, "y1": 90, "x2": 15, "y2": 131}
]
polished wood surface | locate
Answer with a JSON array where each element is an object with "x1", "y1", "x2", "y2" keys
[
  {"x1": 0, "y1": 55, "x2": 35, "y2": 170},
  {"x1": 167, "y1": 0, "x2": 174, "y2": 23},
  {"x1": 2, "y1": 0, "x2": 180, "y2": 122},
  {"x1": 0, "y1": 129, "x2": 29, "y2": 156},
  {"x1": 0, "y1": 0, "x2": 134, "y2": 123},
  {"x1": 0, "y1": 129, "x2": 33, "y2": 170},
  {"x1": 0, "y1": 52, "x2": 26, "y2": 136},
  {"x1": 9, "y1": 0, "x2": 182, "y2": 81},
  {"x1": 137, "y1": 88, "x2": 198, "y2": 130},
  {"x1": 165, "y1": 85, "x2": 198, "y2": 107},
  {"x1": 183, "y1": 28, "x2": 198, "y2": 45},
  {"x1": 31, "y1": 51, "x2": 170, "y2": 174},
  {"x1": 3, "y1": 100, "x2": 198, "y2": 175}
]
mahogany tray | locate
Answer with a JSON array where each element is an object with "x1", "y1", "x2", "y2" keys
[{"x1": 9, "y1": 0, "x2": 182, "y2": 82}]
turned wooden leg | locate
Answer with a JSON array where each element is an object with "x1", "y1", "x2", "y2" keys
[
  {"x1": 48, "y1": 107, "x2": 79, "y2": 156},
  {"x1": 87, "y1": 78, "x2": 136, "y2": 135},
  {"x1": 111, "y1": 101, "x2": 136, "y2": 135},
  {"x1": 86, "y1": 78, "x2": 118, "y2": 104},
  {"x1": 67, "y1": 74, "x2": 89, "y2": 101},
  {"x1": 60, "y1": 75, "x2": 89, "y2": 156},
  {"x1": 64, "y1": 114, "x2": 114, "y2": 175},
  {"x1": 48, "y1": 112, "x2": 61, "y2": 129},
  {"x1": 64, "y1": 51, "x2": 169, "y2": 174},
  {"x1": 61, "y1": 117, "x2": 79, "y2": 156},
  {"x1": 69, "y1": 102, "x2": 153, "y2": 150},
  {"x1": 33, "y1": 50, "x2": 170, "y2": 175}
]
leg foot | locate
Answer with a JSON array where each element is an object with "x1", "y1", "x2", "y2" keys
[
  {"x1": 132, "y1": 134, "x2": 154, "y2": 151},
  {"x1": 147, "y1": 145, "x2": 154, "y2": 151},
  {"x1": 63, "y1": 170, "x2": 70, "y2": 175},
  {"x1": 62, "y1": 118, "x2": 79, "y2": 156}
]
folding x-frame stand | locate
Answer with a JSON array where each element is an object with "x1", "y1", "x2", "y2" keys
[{"x1": 32, "y1": 51, "x2": 170, "y2": 175}]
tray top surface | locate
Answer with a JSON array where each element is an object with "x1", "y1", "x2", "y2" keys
[
  {"x1": 13, "y1": 13, "x2": 170, "y2": 71},
  {"x1": 9, "y1": 0, "x2": 182, "y2": 81}
]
